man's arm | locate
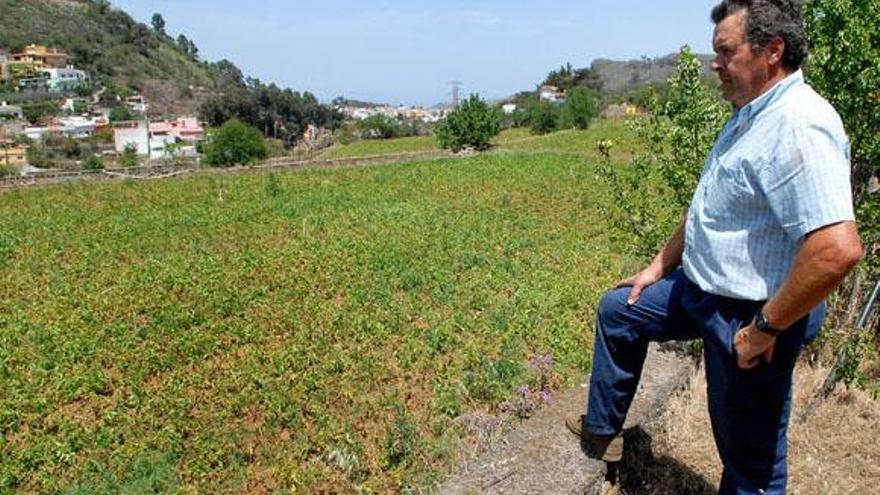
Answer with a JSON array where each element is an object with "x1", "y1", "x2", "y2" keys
[
  {"x1": 734, "y1": 220, "x2": 863, "y2": 369},
  {"x1": 619, "y1": 219, "x2": 686, "y2": 305}
]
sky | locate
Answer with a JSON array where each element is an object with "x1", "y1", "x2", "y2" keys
[{"x1": 111, "y1": 1, "x2": 721, "y2": 106}]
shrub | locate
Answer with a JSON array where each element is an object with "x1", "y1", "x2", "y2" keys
[
  {"x1": 62, "y1": 138, "x2": 81, "y2": 159},
  {"x1": 22, "y1": 101, "x2": 59, "y2": 125},
  {"x1": 83, "y1": 154, "x2": 104, "y2": 170},
  {"x1": 436, "y1": 94, "x2": 501, "y2": 152},
  {"x1": 561, "y1": 86, "x2": 598, "y2": 130},
  {"x1": 109, "y1": 106, "x2": 136, "y2": 123},
  {"x1": 72, "y1": 99, "x2": 92, "y2": 114},
  {"x1": 25, "y1": 145, "x2": 49, "y2": 168},
  {"x1": 382, "y1": 404, "x2": 419, "y2": 468},
  {"x1": 119, "y1": 143, "x2": 138, "y2": 168},
  {"x1": 355, "y1": 114, "x2": 415, "y2": 140},
  {"x1": 334, "y1": 124, "x2": 358, "y2": 145},
  {"x1": 596, "y1": 45, "x2": 728, "y2": 259},
  {"x1": 527, "y1": 100, "x2": 560, "y2": 135},
  {"x1": 95, "y1": 127, "x2": 114, "y2": 143},
  {"x1": 203, "y1": 119, "x2": 268, "y2": 167}
]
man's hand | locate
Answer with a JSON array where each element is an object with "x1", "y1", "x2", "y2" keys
[
  {"x1": 616, "y1": 265, "x2": 664, "y2": 305},
  {"x1": 614, "y1": 219, "x2": 686, "y2": 306},
  {"x1": 734, "y1": 323, "x2": 776, "y2": 369}
]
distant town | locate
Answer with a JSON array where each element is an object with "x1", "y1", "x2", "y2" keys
[
  {"x1": 0, "y1": 44, "x2": 458, "y2": 176},
  {"x1": 0, "y1": 40, "x2": 653, "y2": 179},
  {"x1": 0, "y1": 44, "x2": 211, "y2": 173}
]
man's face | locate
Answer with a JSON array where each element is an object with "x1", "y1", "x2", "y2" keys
[{"x1": 711, "y1": 10, "x2": 770, "y2": 108}]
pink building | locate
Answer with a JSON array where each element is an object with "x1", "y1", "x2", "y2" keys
[{"x1": 148, "y1": 117, "x2": 204, "y2": 142}]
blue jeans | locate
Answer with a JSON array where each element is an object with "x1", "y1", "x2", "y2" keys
[{"x1": 585, "y1": 269, "x2": 823, "y2": 495}]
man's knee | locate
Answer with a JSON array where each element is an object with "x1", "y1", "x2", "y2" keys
[{"x1": 596, "y1": 287, "x2": 631, "y2": 327}]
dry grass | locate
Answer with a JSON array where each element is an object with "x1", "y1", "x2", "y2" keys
[{"x1": 629, "y1": 363, "x2": 880, "y2": 494}]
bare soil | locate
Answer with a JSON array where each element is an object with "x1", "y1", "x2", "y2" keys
[
  {"x1": 140, "y1": 79, "x2": 211, "y2": 119},
  {"x1": 614, "y1": 363, "x2": 880, "y2": 494},
  {"x1": 439, "y1": 346, "x2": 879, "y2": 495}
]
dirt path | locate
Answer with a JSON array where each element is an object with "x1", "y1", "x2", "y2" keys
[
  {"x1": 438, "y1": 344, "x2": 695, "y2": 495},
  {"x1": 438, "y1": 345, "x2": 880, "y2": 495}
]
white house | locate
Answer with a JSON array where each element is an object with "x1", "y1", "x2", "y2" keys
[
  {"x1": 24, "y1": 126, "x2": 50, "y2": 141},
  {"x1": 502, "y1": 104, "x2": 518, "y2": 114},
  {"x1": 113, "y1": 120, "x2": 150, "y2": 156},
  {"x1": 57, "y1": 116, "x2": 96, "y2": 138},
  {"x1": 25, "y1": 116, "x2": 105, "y2": 140},
  {"x1": 148, "y1": 132, "x2": 176, "y2": 158},
  {"x1": 539, "y1": 85, "x2": 565, "y2": 103},
  {"x1": 40, "y1": 67, "x2": 89, "y2": 92}
]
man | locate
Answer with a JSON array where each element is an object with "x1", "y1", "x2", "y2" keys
[{"x1": 565, "y1": 1, "x2": 863, "y2": 494}]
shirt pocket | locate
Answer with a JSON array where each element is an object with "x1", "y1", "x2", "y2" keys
[{"x1": 701, "y1": 158, "x2": 757, "y2": 221}]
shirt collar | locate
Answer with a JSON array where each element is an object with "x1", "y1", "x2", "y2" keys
[{"x1": 732, "y1": 69, "x2": 804, "y2": 124}]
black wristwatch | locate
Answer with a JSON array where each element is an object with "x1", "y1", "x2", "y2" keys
[{"x1": 754, "y1": 310, "x2": 784, "y2": 337}]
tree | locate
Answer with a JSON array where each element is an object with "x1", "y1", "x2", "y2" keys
[
  {"x1": 436, "y1": 94, "x2": 501, "y2": 152},
  {"x1": 595, "y1": 45, "x2": 728, "y2": 258},
  {"x1": 87, "y1": 0, "x2": 110, "y2": 14},
  {"x1": 177, "y1": 34, "x2": 190, "y2": 54},
  {"x1": 22, "y1": 102, "x2": 59, "y2": 125},
  {"x1": 204, "y1": 119, "x2": 268, "y2": 167},
  {"x1": 199, "y1": 80, "x2": 337, "y2": 146},
  {"x1": 187, "y1": 39, "x2": 199, "y2": 60},
  {"x1": 805, "y1": 0, "x2": 879, "y2": 279},
  {"x1": 151, "y1": 13, "x2": 166, "y2": 36},
  {"x1": 574, "y1": 67, "x2": 604, "y2": 92},
  {"x1": 543, "y1": 63, "x2": 575, "y2": 90},
  {"x1": 109, "y1": 106, "x2": 136, "y2": 122},
  {"x1": 542, "y1": 63, "x2": 603, "y2": 92},
  {"x1": 803, "y1": 0, "x2": 880, "y2": 387},
  {"x1": 528, "y1": 100, "x2": 560, "y2": 135},
  {"x1": 562, "y1": 86, "x2": 598, "y2": 129},
  {"x1": 210, "y1": 59, "x2": 246, "y2": 90}
]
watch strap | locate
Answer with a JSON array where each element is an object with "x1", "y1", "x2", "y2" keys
[{"x1": 755, "y1": 311, "x2": 783, "y2": 337}]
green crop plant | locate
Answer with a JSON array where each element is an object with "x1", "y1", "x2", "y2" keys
[{"x1": 1, "y1": 147, "x2": 634, "y2": 493}]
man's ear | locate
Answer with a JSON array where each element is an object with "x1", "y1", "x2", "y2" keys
[{"x1": 766, "y1": 36, "x2": 786, "y2": 66}]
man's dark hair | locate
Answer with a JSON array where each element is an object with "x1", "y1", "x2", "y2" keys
[{"x1": 711, "y1": 0, "x2": 807, "y2": 71}]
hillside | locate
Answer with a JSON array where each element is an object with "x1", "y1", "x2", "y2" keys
[
  {"x1": 0, "y1": 0, "x2": 217, "y2": 116},
  {"x1": 530, "y1": 51, "x2": 716, "y2": 106},
  {"x1": 590, "y1": 52, "x2": 716, "y2": 93}
]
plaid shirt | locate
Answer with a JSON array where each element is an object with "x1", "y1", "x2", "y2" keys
[{"x1": 682, "y1": 70, "x2": 855, "y2": 301}]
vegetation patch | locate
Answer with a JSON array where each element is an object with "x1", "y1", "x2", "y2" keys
[
  {"x1": 0, "y1": 149, "x2": 634, "y2": 493},
  {"x1": 318, "y1": 135, "x2": 439, "y2": 160}
]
